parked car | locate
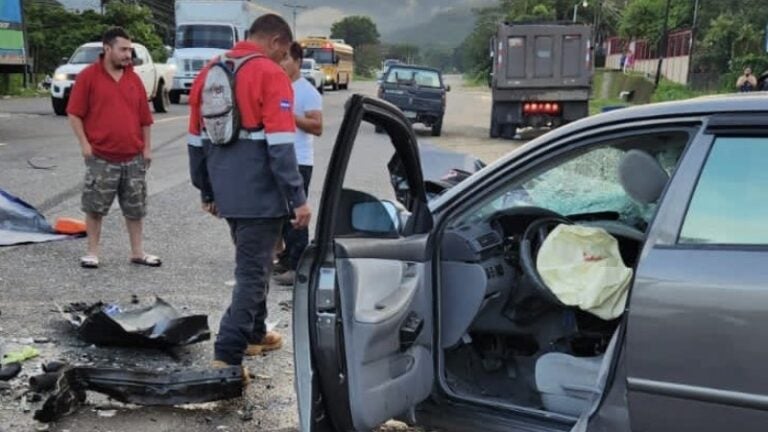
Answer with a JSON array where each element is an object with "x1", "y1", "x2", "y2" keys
[
  {"x1": 301, "y1": 58, "x2": 325, "y2": 94},
  {"x1": 51, "y1": 42, "x2": 174, "y2": 116},
  {"x1": 294, "y1": 93, "x2": 768, "y2": 432},
  {"x1": 377, "y1": 64, "x2": 449, "y2": 136}
]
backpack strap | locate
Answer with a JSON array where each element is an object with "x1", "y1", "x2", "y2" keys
[{"x1": 219, "y1": 52, "x2": 264, "y2": 74}]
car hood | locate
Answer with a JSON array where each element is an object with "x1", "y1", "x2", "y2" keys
[
  {"x1": 54, "y1": 64, "x2": 89, "y2": 76},
  {"x1": 388, "y1": 142, "x2": 485, "y2": 205}
]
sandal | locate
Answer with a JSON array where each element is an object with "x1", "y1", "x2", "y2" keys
[
  {"x1": 80, "y1": 255, "x2": 99, "y2": 269},
  {"x1": 130, "y1": 254, "x2": 162, "y2": 267}
]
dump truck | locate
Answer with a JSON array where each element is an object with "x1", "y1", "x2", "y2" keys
[{"x1": 489, "y1": 23, "x2": 592, "y2": 138}]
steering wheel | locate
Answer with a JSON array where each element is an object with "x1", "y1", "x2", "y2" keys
[{"x1": 519, "y1": 215, "x2": 573, "y2": 306}]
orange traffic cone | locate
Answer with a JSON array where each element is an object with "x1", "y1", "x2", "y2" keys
[{"x1": 54, "y1": 217, "x2": 87, "y2": 235}]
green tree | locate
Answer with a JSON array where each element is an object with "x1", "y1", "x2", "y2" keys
[
  {"x1": 331, "y1": 16, "x2": 381, "y2": 77},
  {"x1": 618, "y1": 0, "x2": 691, "y2": 46},
  {"x1": 386, "y1": 44, "x2": 420, "y2": 64},
  {"x1": 104, "y1": 2, "x2": 167, "y2": 62},
  {"x1": 330, "y1": 16, "x2": 380, "y2": 49}
]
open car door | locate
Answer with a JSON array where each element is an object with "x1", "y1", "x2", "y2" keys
[{"x1": 294, "y1": 95, "x2": 434, "y2": 431}]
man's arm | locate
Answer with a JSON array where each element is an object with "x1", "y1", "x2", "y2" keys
[
  {"x1": 295, "y1": 110, "x2": 323, "y2": 136},
  {"x1": 142, "y1": 126, "x2": 152, "y2": 167},
  {"x1": 68, "y1": 115, "x2": 92, "y2": 158},
  {"x1": 737, "y1": 75, "x2": 747, "y2": 87},
  {"x1": 66, "y1": 70, "x2": 92, "y2": 158},
  {"x1": 262, "y1": 70, "x2": 311, "y2": 228}
]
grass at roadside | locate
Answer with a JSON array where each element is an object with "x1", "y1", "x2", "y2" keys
[{"x1": 0, "y1": 74, "x2": 48, "y2": 98}]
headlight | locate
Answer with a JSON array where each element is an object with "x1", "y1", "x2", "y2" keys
[
  {"x1": 54, "y1": 73, "x2": 67, "y2": 81},
  {"x1": 326, "y1": 75, "x2": 332, "y2": 80}
]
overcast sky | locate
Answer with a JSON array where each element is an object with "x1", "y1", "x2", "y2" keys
[{"x1": 60, "y1": 0, "x2": 494, "y2": 40}]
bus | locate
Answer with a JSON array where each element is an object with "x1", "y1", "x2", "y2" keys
[{"x1": 299, "y1": 36, "x2": 353, "y2": 91}]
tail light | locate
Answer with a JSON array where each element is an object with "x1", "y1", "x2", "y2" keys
[{"x1": 523, "y1": 102, "x2": 561, "y2": 115}]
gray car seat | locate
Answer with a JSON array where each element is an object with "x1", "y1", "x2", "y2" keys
[
  {"x1": 618, "y1": 149, "x2": 670, "y2": 205},
  {"x1": 535, "y1": 328, "x2": 620, "y2": 417}
]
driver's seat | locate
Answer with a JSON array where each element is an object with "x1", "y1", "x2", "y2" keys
[{"x1": 618, "y1": 150, "x2": 670, "y2": 205}]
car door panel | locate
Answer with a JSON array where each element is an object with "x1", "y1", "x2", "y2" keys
[
  {"x1": 336, "y1": 241, "x2": 434, "y2": 430},
  {"x1": 297, "y1": 95, "x2": 434, "y2": 432},
  {"x1": 626, "y1": 126, "x2": 768, "y2": 431}
]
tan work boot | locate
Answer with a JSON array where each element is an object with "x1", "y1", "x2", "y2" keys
[
  {"x1": 211, "y1": 360, "x2": 251, "y2": 387},
  {"x1": 245, "y1": 331, "x2": 283, "y2": 356}
]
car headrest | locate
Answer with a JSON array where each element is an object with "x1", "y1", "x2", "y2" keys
[{"x1": 618, "y1": 150, "x2": 669, "y2": 205}]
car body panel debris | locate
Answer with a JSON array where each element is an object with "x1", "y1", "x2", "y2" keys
[
  {"x1": 59, "y1": 297, "x2": 210, "y2": 348},
  {"x1": 35, "y1": 366, "x2": 244, "y2": 423}
]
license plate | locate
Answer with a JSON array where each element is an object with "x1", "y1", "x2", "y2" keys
[{"x1": 403, "y1": 111, "x2": 417, "y2": 119}]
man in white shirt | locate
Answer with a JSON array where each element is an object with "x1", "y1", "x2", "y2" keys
[{"x1": 274, "y1": 42, "x2": 323, "y2": 285}]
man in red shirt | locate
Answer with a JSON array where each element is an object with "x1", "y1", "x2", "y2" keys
[
  {"x1": 187, "y1": 14, "x2": 311, "y2": 368},
  {"x1": 67, "y1": 27, "x2": 160, "y2": 269}
]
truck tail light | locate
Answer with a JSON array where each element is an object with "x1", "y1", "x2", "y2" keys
[{"x1": 523, "y1": 102, "x2": 561, "y2": 115}]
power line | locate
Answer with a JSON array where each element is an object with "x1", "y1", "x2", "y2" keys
[{"x1": 283, "y1": 3, "x2": 309, "y2": 37}]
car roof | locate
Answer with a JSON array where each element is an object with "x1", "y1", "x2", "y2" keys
[
  {"x1": 386, "y1": 64, "x2": 442, "y2": 74},
  {"x1": 430, "y1": 93, "x2": 768, "y2": 209}
]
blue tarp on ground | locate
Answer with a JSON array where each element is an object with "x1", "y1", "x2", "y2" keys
[{"x1": 0, "y1": 188, "x2": 70, "y2": 246}]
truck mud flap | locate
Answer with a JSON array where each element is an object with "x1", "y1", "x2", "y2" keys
[
  {"x1": 35, "y1": 366, "x2": 244, "y2": 423},
  {"x1": 59, "y1": 297, "x2": 210, "y2": 349}
]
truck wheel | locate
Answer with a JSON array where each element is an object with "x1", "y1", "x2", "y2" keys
[
  {"x1": 431, "y1": 117, "x2": 443, "y2": 137},
  {"x1": 152, "y1": 81, "x2": 170, "y2": 113},
  {"x1": 52, "y1": 97, "x2": 67, "y2": 116},
  {"x1": 501, "y1": 124, "x2": 517, "y2": 140},
  {"x1": 169, "y1": 90, "x2": 181, "y2": 104},
  {"x1": 490, "y1": 116, "x2": 500, "y2": 138}
]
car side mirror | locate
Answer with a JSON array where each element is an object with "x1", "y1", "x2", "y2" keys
[
  {"x1": 351, "y1": 201, "x2": 400, "y2": 235},
  {"x1": 446, "y1": 85, "x2": 451, "y2": 92},
  {"x1": 61, "y1": 57, "x2": 69, "y2": 65},
  {"x1": 132, "y1": 57, "x2": 144, "y2": 66}
]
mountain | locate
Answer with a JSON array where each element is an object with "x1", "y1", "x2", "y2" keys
[{"x1": 381, "y1": 5, "x2": 479, "y2": 49}]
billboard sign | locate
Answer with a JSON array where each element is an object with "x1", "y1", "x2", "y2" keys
[{"x1": 0, "y1": 0, "x2": 27, "y2": 68}]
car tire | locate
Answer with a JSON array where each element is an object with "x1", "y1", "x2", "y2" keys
[
  {"x1": 319, "y1": 83, "x2": 324, "y2": 94},
  {"x1": 431, "y1": 117, "x2": 443, "y2": 137},
  {"x1": 490, "y1": 105, "x2": 500, "y2": 138},
  {"x1": 332, "y1": 79, "x2": 339, "y2": 91},
  {"x1": 169, "y1": 90, "x2": 181, "y2": 104},
  {"x1": 152, "y1": 81, "x2": 170, "y2": 113},
  {"x1": 52, "y1": 96, "x2": 67, "y2": 116}
]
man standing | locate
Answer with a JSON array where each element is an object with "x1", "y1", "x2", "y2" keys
[
  {"x1": 67, "y1": 27, "x2": 160, "y2": 269},
  {"x1": 274, "y1": 42, "x2": 323, "y2": 286},
  {"x1": 187, "y1": 14, "x2": 311, "y2": 368},
  {"x1": 737, "y1": 67, "x2": 758, "y2": 92}
]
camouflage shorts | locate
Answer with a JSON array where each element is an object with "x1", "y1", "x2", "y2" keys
[{"x1": 82, "y1": 155, "x2": 147, "y2": 219}]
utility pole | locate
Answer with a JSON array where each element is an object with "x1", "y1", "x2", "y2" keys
[
  {"x1": 654, "y1": 0, "x2": 672, "y2": 88},
  {"x1": 283, "y1": 3, "x2": 309, "y2": 37},
  {"x1": 686, "y1": 0, "x2": 701, "y2": 86}
]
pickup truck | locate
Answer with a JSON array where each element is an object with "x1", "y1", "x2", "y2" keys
[
  {"x1": 377, "y1": 64, "x2": 450, "y2": 136},
  {"x1": 51, "y1": 42, "x2": 174, "y2": 116},
  {"x1": 301, "y1": 58, "x2": 325, "y2": 94}
]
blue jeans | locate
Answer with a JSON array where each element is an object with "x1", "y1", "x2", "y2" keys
[
  {"x1": 214, "y1": 217, "x2": 284, "y2": 365},
  {"x1": 281, "y1": 165, "x2": 312, "y2": 270}
]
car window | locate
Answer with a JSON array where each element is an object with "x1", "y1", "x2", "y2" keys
[
  {"x1": 679, "y1": 137, "x2": 768, "y2": 245},
  {"x1": 454, "y1": 131, "x2": 690, "y2": 229},
  {"x1": 386, "y1": 68, "x2": 442, "y2": 88},
  {"x1": 70, "y1": 47, "x2": 102, "y2": 64}
]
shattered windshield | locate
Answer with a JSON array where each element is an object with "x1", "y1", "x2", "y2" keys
[{"x1": 456, "y1": 135, "x2": 688, "y2": 228}]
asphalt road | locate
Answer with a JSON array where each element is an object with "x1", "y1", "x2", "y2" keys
[{"x1": 0, "y1": 77, "x2": 522, "y2": 432}]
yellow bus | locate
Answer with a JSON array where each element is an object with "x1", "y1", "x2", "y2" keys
[{"x1": 299, "y1": 36, "x2": 354, "y2": 91}]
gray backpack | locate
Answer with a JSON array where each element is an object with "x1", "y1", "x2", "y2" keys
[{"x1": 200, "y1": 53, "x2": 262, "y2": 145}]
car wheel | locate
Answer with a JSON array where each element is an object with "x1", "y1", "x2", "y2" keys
[
  {"x1": 169, "y1": 90, "x2": 181, "y2": 104},
  {"x1": 52, "y1": 96, "x2": 67, "y2": 116},
  {"x1": 332, "y1": 79, "x2": 339, "y2": 91},
  {"x1": 319, "y1": 83, "x2": 324, "y2": 94},
  {"x1": 431, "y1": 117, "x2": 443, "y2": 137},
  {"x1": 152, "y1": 81, "x2": 170, "y2": 113}
]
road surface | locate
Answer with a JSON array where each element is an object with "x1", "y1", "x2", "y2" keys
[{"x1": 0, "y1": 76, "x2": 523, "y2": 432}]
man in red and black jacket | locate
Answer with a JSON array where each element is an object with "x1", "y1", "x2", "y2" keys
[{"x1": 187, "y1": 14, "x2": 312, "y2": 368}]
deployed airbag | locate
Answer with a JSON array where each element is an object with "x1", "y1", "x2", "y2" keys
[{"x1": 536, "y1": 225, "x2": 632, "y2": 320}]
